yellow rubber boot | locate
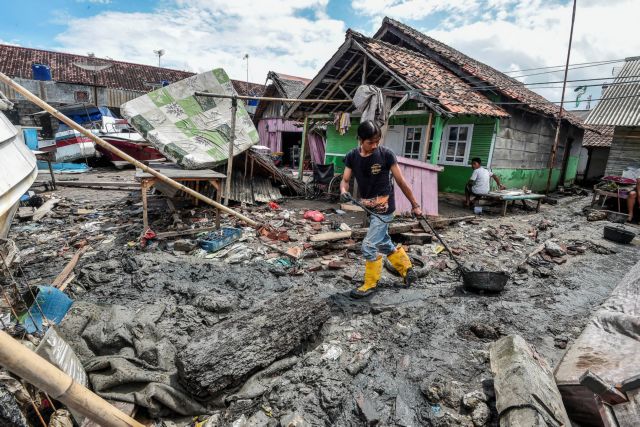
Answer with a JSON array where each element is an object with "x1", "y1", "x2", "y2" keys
[
  {"x1": 387, "y1": 246, "x2": 417, "y2": 285},
  {"x1": 350, "y1": 256, "x2": 383, "y2": 298}
]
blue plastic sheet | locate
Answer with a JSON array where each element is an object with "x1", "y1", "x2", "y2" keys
[
  {"x1": 37, "y1": 161, "x2": 89, "y2": 173},
  {"x1": 21, "y1": 286, "x2": 73, "y2": 333}
]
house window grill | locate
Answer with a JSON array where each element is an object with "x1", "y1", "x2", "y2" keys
[
  {"x1": 403, "y1": 126, "x2": 423, "y2": 159},
  {"x1": 440, "y1": 124, "x2": 473, "y2": 165},
  {"x1": 74, "y1": 91, "x2": 90, "y2": 102}
]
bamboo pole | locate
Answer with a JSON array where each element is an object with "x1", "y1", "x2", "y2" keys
[
  {"x1": 0, "y1": 330, "x2": 144, "y2": 427},
  {"x1": 194, "y1": 92, "x2": 353, "y2": 104},
  {"x1": 0, "y1": 72, "x2": 259, "y2": 227}
]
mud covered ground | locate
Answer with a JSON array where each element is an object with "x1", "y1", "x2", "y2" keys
[{"x1": 10, "y1": 171, "x2": 640, "y2": 426}]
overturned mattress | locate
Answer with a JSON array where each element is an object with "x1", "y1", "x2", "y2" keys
[{"x1": 121, "y1": 69, "x2": 259, "y2": 169}]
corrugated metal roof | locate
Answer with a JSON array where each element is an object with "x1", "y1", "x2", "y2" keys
[{"x1": 586, "y1": 57, "x2": 640, "y2": 126}]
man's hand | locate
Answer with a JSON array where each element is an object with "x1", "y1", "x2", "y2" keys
[
  {"x1": 340, "y1": 192, "x2": 352, "y2": 203},
  {"x1": 411, "y1": 206, "x2": 423, "y2": 217}
]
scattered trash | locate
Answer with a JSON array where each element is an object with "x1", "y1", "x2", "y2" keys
[
  {"x1": 21, "y1": 286, "x2": 73, "y2": 333},
  {"x1": 303, "y1": 210, "x2": 325, "y2": 222},
  {"x1": 199, "y1": 227, "x2": 243, "y2": 253}
]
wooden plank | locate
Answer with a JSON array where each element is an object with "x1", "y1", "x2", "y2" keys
[
  {"x1": 351, "y1": 221, "x2": 419, "y2": 239},
  {"x1": 52, "y1": 246, "x2": 89, "y2": 288},
  {"x1": 155, "y1": 226, "x2": 219, "y2": 240},
  {"x1": 580, "y1": 370, "x2": 628, "y2": 405},
  {"x1": 32, "y1": 198, "x2": 59, "y2": 222},
  {"x1": 310, "y1": 231, "x2": 352, "y2": 242},
  {"x1": 490, "y1": 335, "x2": 571, "y2": 427}
]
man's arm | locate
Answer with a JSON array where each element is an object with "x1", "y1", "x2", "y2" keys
[
  {"x1": 491, "y1": 173, "x2": 506, "y2": 190},
  {"x1": 340, "y1": 167, "x2": 352, "y2": 195},
  {"x1": 390, "y1": 163, "x2": 422, "y2": 216}
]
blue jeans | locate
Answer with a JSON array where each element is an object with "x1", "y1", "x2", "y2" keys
[{"x1": 362, "y1": 213, "x2": 396, "y2": 261}]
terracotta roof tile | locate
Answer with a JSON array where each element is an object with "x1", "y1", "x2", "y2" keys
[
  {"x1": 0, "y1": 44, "x2": 265, "y2": 97},
  {"x1": 583, "y1": 125, "x2": 613, "y2": 147},
  {"x1": 356, "y1": 35, "x2": 508, "y2": 117},
  {"x1": 379, "y1": 18, "x2": 584, "y2": 127}
]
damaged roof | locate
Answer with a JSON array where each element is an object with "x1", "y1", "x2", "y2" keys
[
  {"x1": 268, "y1": 71, "x2": 310, "y2": 99},
  {"x1": 585, "y1": 57, "x2": 640, "y2": 127},
  {"x1": 287, "y1": 30, "x2": 508, "y2": 118},
  {"x1": 0, "y1": 44, "x2": 265, "y2": 97},
  {"x1": 375, "y1": 17, "x2": 585, "y2": 128},
  {"x1": 582, "y1": 125, "x2": 614, "y2": 148}
]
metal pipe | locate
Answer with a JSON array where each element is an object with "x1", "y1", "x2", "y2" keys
[
  {"x1": 0, "y1": 72, "x2": 259, "y2": 227},
  {"x1": 0, "y1": 330, "x2": 144, "y2": 427}
]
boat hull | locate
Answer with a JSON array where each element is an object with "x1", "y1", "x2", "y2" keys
[
  {"x1": 0, "y1": 112, "x2": 37, "y2": 238},
  {"x1": 55, "y1": 129, "x2": 97, "y2": 162},
  {"x1": 96, "y1": 136, "x2": 164, "y2": 168}
]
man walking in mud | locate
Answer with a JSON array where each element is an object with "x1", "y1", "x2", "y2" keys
[{"x1": 340, "y1": 120, "x2": 423, "y2": 298}]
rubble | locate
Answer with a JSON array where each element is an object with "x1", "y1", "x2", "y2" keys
[{"x1": 1, "y1": 168, "x2": 639, "y2": 426}]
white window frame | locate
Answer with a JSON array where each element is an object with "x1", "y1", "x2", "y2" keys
[
  {"x1": 439, "y1": 124, "x2": 474, "y2": 166},
  {"x1": 402, "y1": 126, "x2": 425, "y2": 159}
]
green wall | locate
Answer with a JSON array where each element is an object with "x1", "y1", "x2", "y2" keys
[{"x1": 563, "y1": 155, "x2": 579, "y2": 185}]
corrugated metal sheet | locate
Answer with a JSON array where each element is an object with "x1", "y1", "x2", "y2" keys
[
  {"x1": 586, "y1": 57, "x2": 640, "y2": 126},
  {"x1": 106, "y1": 88, "x2": 145, "y2": 108},
  {"x1": 604, "y1": 126, "x2": 640, "y2": 176},
  {"x1": 0, "y1": 82, "x2": 19, "y2": 100}
]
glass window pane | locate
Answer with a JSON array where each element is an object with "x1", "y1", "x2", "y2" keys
[
  {"x1": 414, "y1": 129, "x2": 422, "y2": 140},
  {"x1": 446, "y1": 142, "x2": 456, "y2": 156},
  {"x1": 456, "y1": 142, "x2": 466, "y2": 157},
  {"x1": 406, "y1": 129, "x2": 414, "y2": 140},
  {"x1": 448, "y1": 127, "x2": 457, "y2": 141},
  {"x1": 458, "y1": 126, "x2": 468, "y2": 141}
]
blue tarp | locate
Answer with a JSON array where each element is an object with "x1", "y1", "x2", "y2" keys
[{"x1": 37, "y1": 161, "x2": 89, "y2": 173}]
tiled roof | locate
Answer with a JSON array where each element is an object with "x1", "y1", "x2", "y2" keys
[
  {"x1": 355, "y1": 33, "x2": 509, "y2": 117},
  {"x1": 377, "y1": 18, "x2": 584, "y2": 127},
  {"x1": 0, "y1": 44, "x2": 265, "y2": 97},
  {"x1": 583, "y1": 125, "x2": 614, "y2": 147},
  {"x1": 270, "y1": 72, "x2": 310, "y2": 99},
  {"x1": 586, "y1": 57, "x2": 640, "y2": 126}
]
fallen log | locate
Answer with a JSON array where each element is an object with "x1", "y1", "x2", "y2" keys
[
  {"x1": 490, "y1": 335, "x2": 571, "y2": 427},
  {"x1": 52, "y1": 246, "x2": 89, "y2": 288},
  {"x1": 177, "y1": 287, "x2": 330, "y2": 397},
  {"x1": 32, "y1": 198, "x2": 60, "y2": 222}
]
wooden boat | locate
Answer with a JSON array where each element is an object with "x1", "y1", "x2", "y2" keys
[{"x1": 0, "y1": 110, "x2": 37, "y2": 238}]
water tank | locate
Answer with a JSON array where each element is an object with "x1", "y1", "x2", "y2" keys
[{"x1": 32, "y1": 64, "x2": 52, "y2": 81}]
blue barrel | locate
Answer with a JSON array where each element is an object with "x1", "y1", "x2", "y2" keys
[{"x1": 32, "y1": 63, "x2": 52, "y2": 81}]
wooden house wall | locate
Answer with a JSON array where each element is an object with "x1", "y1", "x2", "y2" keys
[{"x1": 605, "y1": 126, "x2": 640, "y2": 176}]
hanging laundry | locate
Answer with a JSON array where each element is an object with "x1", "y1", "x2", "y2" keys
[
  {"x1": 353, "y1": 85, "x2": 386, "y2": 128},
  {"x1": 333, "y1": 112, "x2": 351, "y2": 135}
]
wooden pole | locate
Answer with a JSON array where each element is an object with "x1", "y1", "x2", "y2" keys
[
  {"x1": 298, "y1": 115, "x2": 309, "y2": 180},
  {"x1": 0, "y1": 72, "x2": 259, "y2": 227},
  {"x1": 224, "y1": 97, "x2": 238, "y2": 205},
  {"x1": 194, "y1": 92, "x2": 352, "y2": 104},
  {"x1": 545, "y1": 0, "x2": 577, "y2": 194},
  {"x1": 422, "y1": 112, "x2": 433, "y2": 162},
  {"x1": 0, "y1": 330, "x2": 144, "y2": 427}
]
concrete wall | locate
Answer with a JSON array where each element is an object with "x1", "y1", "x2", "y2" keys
[
  {"x1": 492, "y1": 106, "x2": 584, "y2": 171},
  {"x1": 605, "y1": 126, "x2": 640, "y2": 176}
]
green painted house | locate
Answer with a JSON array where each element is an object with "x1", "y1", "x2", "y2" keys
[{"x1": 287, "y1": 20, "x2": 585, "y2": 195}]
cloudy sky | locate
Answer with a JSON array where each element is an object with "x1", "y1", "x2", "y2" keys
[{"x1": 1, "y1": 0, "x2": 639, "y2": 109}]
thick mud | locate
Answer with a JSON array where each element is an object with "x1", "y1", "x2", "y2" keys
[{"x1": 10, "y1": 187, "x2": 640, "y2": 426}]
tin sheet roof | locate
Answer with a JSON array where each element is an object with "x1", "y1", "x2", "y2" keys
[{"x1": 586, "y1": 57, "x2": 640, "y2": 126}]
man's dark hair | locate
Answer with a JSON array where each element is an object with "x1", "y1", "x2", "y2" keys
[
  {"x1": 357, "y1": 120, "x2": 382, "y2": 141},
  {"x1": 471, "y1": 157, "x2": 482, "y2": 165}
]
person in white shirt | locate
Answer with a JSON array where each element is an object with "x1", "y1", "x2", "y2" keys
[{"x1": 464, "y1": 157, "x2": 505, "y2": 208}]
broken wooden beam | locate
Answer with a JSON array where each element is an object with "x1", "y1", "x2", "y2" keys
[
  {"x1": 177, "y1": 288, "x2": 330, "y2": 397},
  {"x1": 490, "y1": 335, "x2": 571, "y2": 427},
  {"x1": 429, "y1": 215, "x2": 476, "y2": 229},
  {"x1": 399, "y1": 232, "x2": 433, "y2": 245},
  {"x1": 580, "y1": 370, "x2": 628, "y2": 405},
  {"x1": 32, "y1": 198, "x2": 60, "y2": 222},
  {"x1": 309, "y1": 221, "x2": 422, "y2": 243},
  {"x1": 52, "y1": 246, "x2": 89, "y2": 288},
  {"x1": 155, "y1": 226, "x2": 219, "y2": 240},
  {"x1": 310, "y1": 231, "x2": 352, "y2": 242}
]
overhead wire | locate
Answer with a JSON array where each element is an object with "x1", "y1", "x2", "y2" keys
[
  {"x1": 505, "y1": 59, "x2": 624, "y2": 78},
  {"x1": 502, "y1": 57, "x2": 625, "y2": 74}
]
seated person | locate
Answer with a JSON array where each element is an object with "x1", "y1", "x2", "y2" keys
[
  {"x1": 464, "y1": 157, "x2": 505, "y2": 208},
  {"x1": 627, "y1": 177, "x2": 640, "y2": 222}
]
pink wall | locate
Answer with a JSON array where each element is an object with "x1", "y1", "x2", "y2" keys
[
  {"x1": 257, "y1": 118, "x2": 325, "y2": 165},
  {"x1": 394, "y1": 156, "x2": 443, "y2": 216}
]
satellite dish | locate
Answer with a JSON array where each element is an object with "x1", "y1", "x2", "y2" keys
[{"x1": 73, "y1": 62, "x2": 113, "y2": 72}]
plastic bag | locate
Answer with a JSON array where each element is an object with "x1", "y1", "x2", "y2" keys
[{"x1": 303, "y1": 210, "x2": 325, "y2": 222}]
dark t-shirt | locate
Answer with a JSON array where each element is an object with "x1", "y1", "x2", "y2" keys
[{"x1": 344, "y1": 146, "x2": 397, "y2": 215}]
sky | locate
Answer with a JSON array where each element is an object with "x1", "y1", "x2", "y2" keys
[{"x1": 1, "y1": 0, "x2": 639, "y2": 110}]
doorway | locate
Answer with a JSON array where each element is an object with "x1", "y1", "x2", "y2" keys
[
  {"x1": 560, "y1": 137, "x2": 574, "y2": 185},
  {"x1": 281, "y1": 132, "x2": 302, "y2": 168}
]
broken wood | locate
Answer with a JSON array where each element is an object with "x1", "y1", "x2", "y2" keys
[
  {"x1": 351, "y1": 221, "x2": 419, "y2": 240},
  {"x1": 310, "y1": 231, "x2": 352, "y2": 242},
  {"x1": 0, "y1": 72, "x2": 259, "y2": 227},
  {"x1": 490, "y1": 335, "x2": 571, "y2": 427},
  {"x1": 429, "y1": 215, "x2": 476, "y2": 229},
  {"x1": 155, "y1": 226, "x2": 219, "y2": 240},
  {"x1": 57, "y1": 273, "x2": 75, "y2": 292},
  {"x1": 32, "y1": 198, "x2": 60, "y2": 222},
  {"x1": 580, "y1": 370, "x2": 628, "y2": 405},
  {"x1": 51, "y1": 181, "x2": 138, "y2": 190},
  {"x1": 52, "y1": 246, "x2": 89, "y2": 288},
  {"x1": 177, "y1": 288, "x2": 330, "y2": 397},
  {"x1": 0, "y1": 330, "x2": 144, "y2": 427},
  {"x1": 399, "y1": 232, "x2": 433, "y2": 245}
]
